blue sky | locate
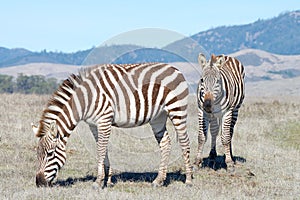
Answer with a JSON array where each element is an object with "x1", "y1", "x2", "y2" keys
[{"x1": 1, "y1": 0, "x2": 299, "y2": 52}]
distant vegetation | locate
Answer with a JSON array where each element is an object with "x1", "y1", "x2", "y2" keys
[
  {"x1": 0, "y1": 74, "x2": 58, "y2": 94},
  {"x1": 189, "y1": 11, "x2": 300, "y2": 55},
  {"x1": 0, "y1": 11, "x2": 299, "y2": 68}
]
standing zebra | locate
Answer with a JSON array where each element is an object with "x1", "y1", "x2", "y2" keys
[
  {"x1": 32, "y1": 63, "x2": 193, "y2": 187},
  {"x1": 194, "y1": 54, "x2": 245, "y2": 170}
]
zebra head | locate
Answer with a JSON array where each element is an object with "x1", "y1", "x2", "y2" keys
[
  {"x1": 198, "y1": 53, "x2": 225, "y2": 113},
  {"x1": 32, "y1": 120, "x2": 67, "y2": 187}
]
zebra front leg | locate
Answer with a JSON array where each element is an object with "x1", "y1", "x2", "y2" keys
[
  {"x1": 89, "y1": 123, "x2": 113, "y2": 187},
  {"x1": 93, "y1": 122, "x2": 112, "y2": 189},
  {"x1": 209, "y1": 117, "x2": 220, "y2": 160},
  {"x1": 221, "y1": 110, "x2": 238, "y2": 171},
  {"x1": 194, "y1": 110, "x2": 208, "y2": 169}
]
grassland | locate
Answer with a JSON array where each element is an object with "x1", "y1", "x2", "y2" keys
[{"x1": 0, "y1": 93, "x2": 299, "y2": 199}]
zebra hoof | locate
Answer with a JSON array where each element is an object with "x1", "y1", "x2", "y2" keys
[
  {"x1": 92, "y1": 180, "x2": 105, "y2": 190},
  {"x1": 185, "y1": 178, "x2": 193, "y2": 187},
  {"x1": 226, "y1": 162, "x2": 235, "y2": 173},
  {"x1": 107, "y1": 182, "x2": 115, "y2": 188},
  {"x1": 193, "y1": 159, "x2": 203, "y2": 171},
  {"x1": 209, "y1": 149, "x2": 217, "y2": 160},
  {"x1": 186, "y1": 182, "x2": 193, "y2": 187},
  {"x1": 92, "y1": 182, "x2": 101, "y2": 190},
  {"x1": 208, "y1": 159, "x2": 216, "y2": 169},
  {"x1": 192, "y1": 165, "x2": 200, "y2": 171},
  {"x1": 151, "y1": 179, "x2": 164, "y2": 187}
]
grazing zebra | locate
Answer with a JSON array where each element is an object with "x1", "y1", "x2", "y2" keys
[
  {"x1": 194, "y1": 54, "x2": 245, "y2": 169},
  {"x1": 32, "y1": 63, "x2": 193, "y2": 187}
]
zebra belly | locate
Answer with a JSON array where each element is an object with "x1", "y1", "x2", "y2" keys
[
  {"x1": 112, "y1": 109, "x2": 163, "y2": 128},
  {"x1": 112, "y1": 118, "x2": 151, "y2": 128}
]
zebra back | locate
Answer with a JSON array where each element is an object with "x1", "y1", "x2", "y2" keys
[{"x1": 219, "y1": 55, "x2": 245, "y2": 109}]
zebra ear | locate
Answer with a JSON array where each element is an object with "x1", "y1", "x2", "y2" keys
[
  {"x1": 49, "y1": 121, "x2": 58, "y2": 138},
  {"x1": 216, "y1": 55, "x2": 226, "y2": 69},
  {"x1": 198, "y1": 53, "x2": 207, "y2": 69},
  {"x1": 31, "y1": 122, "x2": 39, "y2": 136}
]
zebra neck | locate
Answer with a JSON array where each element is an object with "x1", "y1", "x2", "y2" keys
[{"x1": 42, "y1": 97, "x2": 81, "y2": 138}]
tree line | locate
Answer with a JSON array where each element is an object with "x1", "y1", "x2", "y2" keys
[{"x1": 0, "y1": 74, "x2": 59, "y2": 94}]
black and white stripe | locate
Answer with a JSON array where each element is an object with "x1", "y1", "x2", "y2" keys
[
  {"x1": 194, "y1": 54, "x2": 245, "y2": 169},
  {"x1": 33, "y1": 63, "x2": 192, "y2": 187}
]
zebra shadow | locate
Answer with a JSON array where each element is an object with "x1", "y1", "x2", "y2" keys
[
  {"x1": 55, "y1": 156, "x2": 246, "y2": 187},
  {"x1": 55, "y1": 170, "x2": 186, "y2": 187},
  {"x1": 201, "y1": 155, "x2": 246, "y2": 170},
  {"x1": 111, "y1": 170, "x2": 186, "y2": 186},
  {"x1": 55, "y1": 175, "x2": 96, "y2": 187}
]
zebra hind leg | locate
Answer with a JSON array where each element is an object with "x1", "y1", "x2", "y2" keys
[
  {"x1": 168, "y1": 111, "x2": 193, "y2": 186},
  {"x1": 104, "y1": 151, "x2": 113, "y2": 187},
  {"x1": 194, "y1": 110, "x2": 208, "y2": 170},
  {"x1": 150, "y1": 112, "x2": 170, "y2": 187}
]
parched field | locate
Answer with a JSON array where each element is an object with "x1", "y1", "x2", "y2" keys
[{"x1": 0, "y1": 93, "x2": 299, "y2": 199}]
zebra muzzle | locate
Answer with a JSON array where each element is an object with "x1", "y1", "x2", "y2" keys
[
  {"x1": 203, "y1": 93, "x2": 213, "y2": 113},
  {"x1": 36, "y1": 172, "x2": 48, "y2": 187}
]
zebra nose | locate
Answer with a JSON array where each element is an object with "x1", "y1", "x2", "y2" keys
[
  {"x1": 36, "y1": 172, "x2": 48, "y2": 187},
  {"x1": 203, "y1": 92, "x2": 213, "y2": 113},
  {"x1": 203, "y1": 99, "x2": 212, "y2": 113}
]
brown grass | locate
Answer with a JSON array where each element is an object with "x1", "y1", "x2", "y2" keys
[{"x1": 0, "y1": 93, "x2": 299, "y2": 199}]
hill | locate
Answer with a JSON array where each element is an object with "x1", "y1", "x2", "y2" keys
[
  {"x1": 0, "y1": 63, "x2": 80, "y2": 80},
  {"x1": 0, "y1": 11, "x2": 299, "y2": 68},
  {"x1": 0, "y1": 47, "x2": 91, "y2": 68},
  {"x1": 189, "y1": 11, "x2": 300, "y2": 55},
  {"x1": 229, "y1": 49, "x2": 300, "y2": 81},
  {"x1": 1, "y1": 49, "x2": 299, "y2": 93}
]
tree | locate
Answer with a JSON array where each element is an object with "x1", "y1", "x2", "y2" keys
[
  {"x1": 16, "y1": 73, "x2": 58, "y2": 94},
  {"x1": 0, "y1": 74, "x2": 14, "y2": 93}
]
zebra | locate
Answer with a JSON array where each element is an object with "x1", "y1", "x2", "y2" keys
[
  {"x1": 194, "y1": 54, "x2": 245, "y2": 170},
  {"x1": 32, "y1": 63, "x2": 193, "y2": 188}
]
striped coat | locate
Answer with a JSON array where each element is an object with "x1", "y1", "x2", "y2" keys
[
  {"x1": 32, "y1": 63, "x2": 193, "y2": 187},
  {"x1": 194, "y1": 54, "x2": 245, "y2": 169}
]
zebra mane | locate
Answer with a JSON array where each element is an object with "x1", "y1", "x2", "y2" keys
[
  {"x1": 78, "y1": 64, "x2": 107, "y2": 80},
  {"x1": 36, "y1": 73, "x2": 83, "y2": 137}
]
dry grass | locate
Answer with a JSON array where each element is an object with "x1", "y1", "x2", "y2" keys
[{"x1": 0, "y1": 93, "x2": 299, "y2": 199}]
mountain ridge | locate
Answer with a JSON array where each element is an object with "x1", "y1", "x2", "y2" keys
[
  {"x1": 183, "y1": 10, "x2": 300, "y2": 55},
  {"x1": 0, "y1": 10, "x2": 299, "y2": 68},
  {"x1": 1, "y1": 48, "x2": 299, "y2": 83}
]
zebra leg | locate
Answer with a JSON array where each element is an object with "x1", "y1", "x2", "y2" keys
[
  {"x1": 194, "y1": 109, "x2": 208, "y2": 169},
  {"x1": 150, "y1": 112, "x2": 170, "y2": 187},
  {"x1": 92, "y1": 121, "x2": 112, "y2": 189},
  {"x1": 89, "y1": 124, "x2": 113, "y2": 187},
  {"x1": 168, "y1": 110, "x2": 193, "y2": 186},
  {"x1": 221, "y1": 109, "x2": 238, "y2": 170},
  {"x1": 209, "y1": 117, "x2": 220, "y2": 160},
  {"x1": 104, "y1": 151, "x2": 113, "y2": 187}
]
